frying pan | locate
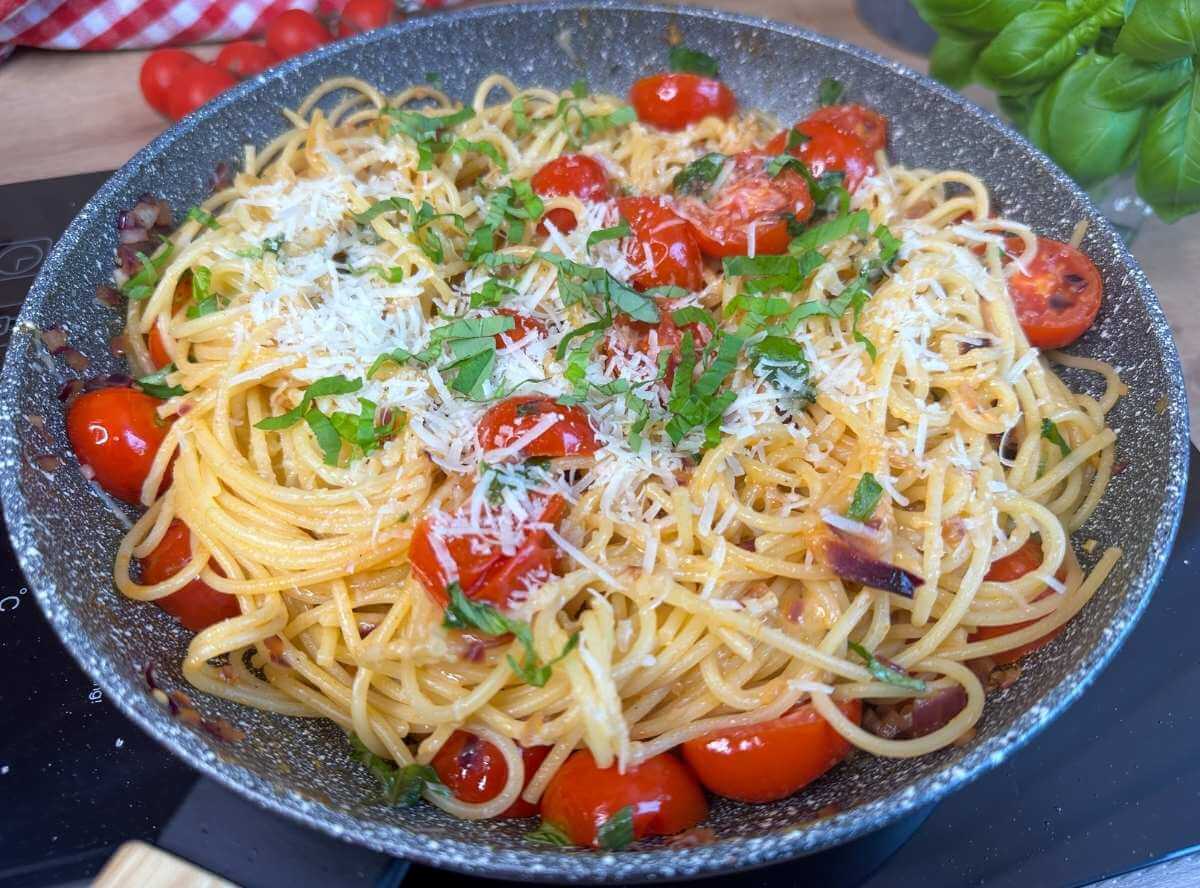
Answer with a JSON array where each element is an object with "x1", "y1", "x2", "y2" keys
[{"x1": 0, "y1": 2, "x2": 1189, "y2": 881}]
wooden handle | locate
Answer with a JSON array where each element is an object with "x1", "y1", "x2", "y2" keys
[{"x1": 93, "y1": 840, "x2": 238, "y2": 888}]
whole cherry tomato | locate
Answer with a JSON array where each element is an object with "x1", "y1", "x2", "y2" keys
[
  {"x1": 139, "y1": 48, "x2": 201, "y2": 116},
  {"x1": 476, "y1": 395, "x2": 598, "y2": 458},
  {"x1": 431, "y1": 731, "x2": 551, "y2": 817},
  {"x1": 140, "y1": 519, "x2": 239, "y2": 631},
  {"x1": 215, "y1": 41, "x2": 277, "y2": 79},
  {"x1": 1004, "y1": 237, "x2": 1102, "y2": 349},
  {"x1": 338, "y1": 0, "x2": 394, "y2": 36},
  {"x1": 616, "y1": 196, "x2": 704, "y2": 291},
  {"x1": 266, "y1": 9, "x2": 331, "y2": 59},
  {"x1": 66, "y1": 387, "x2": 169, "y2": 504},
  {"x1": 804, "y1": 104, "x2": 889, "y2": 153},
  {"x1": 531, "y1": 154, "x2": 611, "y2": 236},
  {"x1": 630, "y1": 72, "x2": 736, "y2": 131},
  {"x1": 166, "y1": 63, "x2": 237, "y2": 121}
]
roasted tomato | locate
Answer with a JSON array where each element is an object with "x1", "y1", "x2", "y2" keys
[
  {"x1": 630, "y1": 72, "x2": 736, "y2": 131},
  {"x1": 66, "y1": 387, "x2": 169, "y2": 504},
  {"x1": 476, "y1": 395, "x2": 598, "y2": 458},
  {"x1": 494, "y1": 309, "x2": 548, "y2": 349},
  {"x1": 1004, "y1": 237, "x2": 1102, "y2": 349},
  {"x1": 681, "y1": 700, "x2": 860, "y2": 803},
  {"x1": 139, "y1": 519, "x2": 239, "y2": 631},
  {"x1": 971, "y1": 538, "x2": 1067, "y2": 664},
  {"x1": 803, "y1": 104, "x2": 888, "y2": 153},
  {"x1": 531, "y1": 154, "x2": 610, "y2": 236},
  {"x1": 148, "y1": 325, "x2": 171, "y2": 369},
  {"x1": 765, "y1": 119, "x2": 874, "y2": 191},
  {"x1": 431, "y1": 731, "x2": 552, "y2": 818},
  {"x1": 616, "y1": 197, "x2": 704, "y2": 292},
  {"x1": 540, "y1": 750, "x2": 708, "y2": 846},
  {"x1": 675, "y1": 150, "x2": 814, "y2": 257},
  {"x1": 604, "y1": 306, "x2": 712, "y2": 387}
]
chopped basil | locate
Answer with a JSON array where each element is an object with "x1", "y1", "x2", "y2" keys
[
  {"x1": 304, "y1": 409, "x2": 344, "y2": 465},
  {"x1": 254, "y1": 374, "x2": 363, "y2": 431},
  {"x1": 355, "y1": 197, "x2": 466, "y2": 264},
  {"x1": 233, "y1": 236, "x2": 283, "y2": 259},
  {"x1": 818, "y1": 76, "x2": 844, "y2": 106},
  {"x1": 672, "y1": 152, "x2": 727, "y2": 196},
  {"x1": 348, "y1": 735, "x2": 449, "y2": 805},
  {"x1": 748, "y1": 335, "x2": 814, "y2": 402},
  {"x1": 846, "y1": 472, "x2": 883, "y2": 522},
  {"x1": 136, "y1": 364, "x2": 186, "y2": 400},
  {"x1": 536, "y1": 252, "x2": 659, "y2": 324},
  {"x1": 671, "y1": 306, "x2": 717, "y2": 332},
  {"x1": 469, "y1": 277, "x2": 517, "y2": 308},
  {"x1": 668, "y1": 45, "x2": 720, "y2": 78},
  {"x1": 765, "y1": 154, "x2": 807, "y2": 178},
  {"x1": 351, "y1": 264, "x2": 405, "y2": 283},
  {"x1": 848, "y1": 640, "x2": 927, "y2": 692},
  {"x1": 1041, "y1": 418, "x2": 1071, "y2": 458},
  {"x1": 448, "y1": 136, "x2": 507, "y2": 171},
  {"x1": 467, "y1": 183, "x2": 544, "y2": 261},
  {"x1": 185, "y1": 266, "x2": 226, "y2": 318},
  {"x1": 512, "y1": 95, "x2": 531, "y2": 136},
  {"x1": 596, "y1": 804, "x2": 635, "y2": 850},
  {"x1": 186, "y1": 206, "x2": 219, "y2": 230},
  {"x1": 119, "y1": 242, "x2": 174, "y2": 301},
  {"x1": 384, "y1": 105, "x2": 476, "y2": 170},
  {"x1": 328, "y1": 397, "x2": 400, "y2": 460},
  {"x1": 789, "y1": 209, "x2": 870, "y2": 254},
  {"x1": 525, "y1": 821, "x2": 573, "y2": 847},
  {"x1": 786, "y1": 128, "x2": 810, "y2": 151},
  {"x1": 368, "y1": 314, "x2": 514, "y2": 381},
  {"x1": 570, "y1": 78, "x2": 589, "y2": 98},
  {"x1": 586, "y1": 220, "x2": 630, "y2": 253},
  {"x1": 874, "y1": 223, "x2": 901, "y2": 268},
  {"x1": 723, "y1": 253, "x2": 822, "y2": 296},
  {"x1": 552, "y1": 94, "x2": 635, "y2": 148},
  {"x1": 644, "y1": 285, "x2": 690, "y2": 300},
  {"x1": 443, "y1": 582, "x2": 579, "y2": 687},
  {"x1": 665, "y1": 330, "x2": 742, "y2": 449}
]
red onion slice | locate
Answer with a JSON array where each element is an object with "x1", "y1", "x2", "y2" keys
[
  {"x1": 61, "y1": 347, "x2": 90, "y2": 372},
  {"x1": 38, "y1": 326, "x2": 68, "y2": 353},
  {"x1": 34, "y1": 454, "x2": 64, "y2": 471},
  {"x1": 909, "y1": 685, "x2": 968, "y2": 738},
  {"x1": 95, "y1": 285, "x2": 123, "y2": 308},
  {"x1": 825, "y1": 538, "x2": 923, "y2": 598}
]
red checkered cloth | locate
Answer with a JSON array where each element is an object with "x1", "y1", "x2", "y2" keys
[{"x1": 0, "y1": 0, "x2": 453, "y2": 53}]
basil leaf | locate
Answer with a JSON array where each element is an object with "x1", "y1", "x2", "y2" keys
[
  {"x1": 449, "y1": 137, "x2": 507, "y2": 170},
  {"x1": 671, "y1": 306, "x2": 717, "y2": 331},
  {"x1": 353, "y1": 196, "x2": 415, "y2": 225},
  {"x1": 604, "y1": 276, "x2": 659, "y2": 323},
  {"x1": 786, "y1": 128, "x2": 809, "y2": 151},
  {"x1": 1088, "y1": 54, "x2": 1193, "y2": 112},
  {"x1": 1115, "y1": 0, "x2": 1200, "y2": 61},
  {"x1": 644, "y1": 285, "x2": 690, "y2": 300},
  {"x1": 848, "y1": 641, "x2": 927, "y2": 692},
  {"x1": 186, "y1": 206, "x2": 219, "y2": 230},
  {"x1": 469, "y1": 277, "x2": 516, "y2": 308},
  {"x1": 512, "y1": 96, "x2": 531, "y2": 135},
  {"x1": 352, "y1": 265, "x2": 406, "y2": 283},
  {"x1": 525, "y1": 821, "x2": 573, "y2": 846},
  {"x1": 255, "y1": 375, "x2": 363, "y2": 430},
  {"x1": 1135, "y1": 71, "x2": 1200, "y2": 222},
  {"x1": 855, "y1": 331, "x2": 878, "y2": 360},
  {"x1": 586, "y1": 220, "x2": 630, "y2": 253},
  {"x1": 789, "y1": 210, "x2": 870, "y2": 254},
  {"x1": 1040, "y1": 417, "x2": 1072, "y2": 457},
  {"x1": 508, "y1": 632, "x2": 580, "y2": 688},
  {"x1": 348, "y1": 735, "x2": 449, "y2": 805},
  {"x1": 846, "y1": 472, "x2": 884, "y2": 522},
  {"x1": 929, "y1": 33, "x2": 988, "y2": 89},
  {"x1": 749, "y1": 335, "x2": 813, "y2": 401},
  {"x1": 185, "y1": 266, "x2": 225, "y2": 318},
  {"x1": 672, "y1": 153, "x2": 726, "y2": 195},
  {"x1": 119, "y1": 242, "x2": 174, "y2": 301},
  {"x1": 302, "y1": 409, "x2": 342, "y2": 465},
  {"x1": 668, "y1": 45, "x2": 719, "y2": 77},
  {"x1": 137, "y1": 364, "x2": 187, "y2": 400},
  {"x1": 724, "y1": 255, "x2": 808, "y2": 295},
  {"x1": 447, "y1": 348, "x2": 496, "y2": 398},
  {"x1": 874, "y1": 224, "x2": 902, "y2": 268},
  {"x1": 596, "y1": 805, "x2": 635, "y2": 850},
  {"x1": 570, "y1": 78, "x2": 589, "y2": 98},
  {"x1": 234, "y1": 236, "x2": 283, "y2": 259},
  {"x1": 911, "y1": 0, "x2": 1037, "y2": 37},
  {"x1": 818, "y1": 77, "x2": 844, "y2": 106}
]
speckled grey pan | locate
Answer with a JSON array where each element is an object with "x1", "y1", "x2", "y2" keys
[{"x1": 0, "y1": 2, "x2": 1189, "y2": 882}]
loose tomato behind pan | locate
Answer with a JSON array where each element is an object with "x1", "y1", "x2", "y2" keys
[
  {"x1": 629, "y1": 72, "x2": 736, "y2": 131},
  {"x1": 1004, "y1": 237, "x2": 1102, "y2": 349},
  {"x1": 139, "y1": 48, "x2": 201, "y2": 116},
  {"x1": 139, "y1": 519, "x2": 240, "y2": 631},
  {"x1": 431, "y1": 731, "x2": 552, "y2": 818}
]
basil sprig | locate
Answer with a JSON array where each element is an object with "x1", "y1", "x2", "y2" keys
[
  {"x1": 119, "y1": 241, "x2": 174, "y2": 301},
  {"x1": 672, "y1": 153, "x2": 727, "y2": 196}
]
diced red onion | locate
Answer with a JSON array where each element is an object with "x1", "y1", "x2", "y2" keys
[
  {"x1": 95, "y1": 285, "x2": 123, "y2": 308},
  {"x1": 825, "y1": 537, "x2": 923, "y2": 598},
  {"x1": 38, "y1": 326, "x2": 68, "y2": 353},
  {"x1": 200, "y1": 716, "x2": 245, "y2": 743},
  {"x1": 863, "y1": 703, "x2": 912, "y2": 740},
  {"x1": 109, "y1": 335, "x2": 128, "y2": 358},
  {"x1": 61, "y1": 347, "x2": 90, "y2": 372},
  {"x1": 910, "y1": 685, "x2": 968, "y2": 738},
  {"x1": 209, "y1": 161, "x2": 232, "y2": 191},
  {"x1": 34, "y1": 454, "x2": 63, "y2": 471},
  {"x1": 80, "y1": 464, "x2": 96, "y2": 481},
  {"x1": 57, "y1": 379, "x2": 84, "y2": 401}
]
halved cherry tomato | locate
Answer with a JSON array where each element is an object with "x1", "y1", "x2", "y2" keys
[
  {"x1": 1004, "y1": 237, "x2": 1102, "y2": 349},
  {"x1": 495, "y1": 309, "x2": 547, "y2": 349},
  {"x1": 66, "y1": 387, "x2": 169, "y2": 504},
  {"x1": 139, "y1": 519, "x2": 239, "y2": 632},
  {"x1": 265, "y1": 9, "x2": 331, "y2": 59},
  {"x1": 541, "y1": 750, "x2": 708, "y2": 847},
  {"x1": 804, "y1": 104, "x2": 889, "y2": 153},
  {"x1": 139, "y1": 48, "x2": 200, "y2": 116},
  {"x1": 408, "y1": 493, "x2": 565, "y2": 609},
  {"x1": 765, "y1": 119, "x2": 874, "y2": 191},
  {"x1": 629, "y1": 72, "x2": 736, "y2": 131},
  {"x1": 971, "y1": 538, "x2": 1066, "y2": 664},
  {"x1": 675, "y1": 150, "x2": 814, "y2": 258},
  {"x1": 148, "y1": 325, "x2": 171, "y2": 370},
  {"x1": 477, "y1": 395, "x2": 598, "y2": 458},
  {"x1": 338, "y1": 0, "x2": 394, "y2": 36},
  {"x1": 605, "y1": 307, "x2": 711, "y2": 387},
  {"x1": 681, "y1": 700, "x2": 861, "y2": 803},
  {"x1": 531, "y1": 154, "x2": 610, "y2": 236},
  {"x1": 215, "y1": 41, "x2": 277, "y2": 79},
  {"x1": 616, "y1": 197, "x2": 704, "y2": 292},
  {"x1": 166, "y1": 63, "x2": 237, "y2": 121},
  {"x1": 431, "y1": 731, "x2": 551, "y2": 818}
]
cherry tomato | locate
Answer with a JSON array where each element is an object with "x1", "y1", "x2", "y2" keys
[
  {"x1": 765, "y1": 119, "x2": 874, "y2": 191},
  {"x1": 476, "y1": 395, "x2": 598, "y2": 458},
  {"x1": 616, "y1": 197, "x2": 704, "y2": 292},
  {"x1": 803, "y1": 104, "x2": 888, "y2": 153},
  {"x1": 494, "y1": 309, "x2": 547, "y2": 349},
  {"x1": 971, "y1": 538, "x2": 1066, "y2": 664},
  {"x1": 139, "y1": 48, "x2": 201, "y2": 116},
  {"x1": 139, "y1": 519, "x2": 239, "y2": 631},
  {"x1": 148, "y1": 325, "x2": 171, "y2": 370},
  {"x1": 681, "y1": 700, "x2": 861, "y2": 803},
  {"x1": 541, "y1": 750, "x2": 708, "y2": 847},
  {"x1": 408, "y1": 493, "x2": 565, "y2": 609},
  {"x1": 265, "y1": 9, "x2": 331, "y2": 60},
  {"x1": 674, "y1": 150, "x2": 814, "y2": 258},
  {"x1": 531, "y1": 154, "x2": 611, "y2": 236},
  {"x1": 605, "y1": 307, "x2": 711, "y2": 387},
  {"x1": 1004, "y1": 237, "x2": 1102, "y2": 349},
  {"x1": 166, "y1": 63, "x2": 237, "y2": 121},
  {"x1": 338, "y1": 0, "x2": 394, "y2": 35},
  {"x1": 66, "y1": 387, "x2": 169, "y2": 505},
  {"x1": 629, "y1": 72, "x2": 736, "y2": 131},
  {"x1": 431, "y1": 731, "x2": 551, "y2": 818},
  {"x1": 215, "y1": 41, "x2": 277, "y2": 79}
]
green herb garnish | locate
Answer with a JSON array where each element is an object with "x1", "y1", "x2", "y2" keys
[
  {"x1": 136, "y1": 364, "x2": 186, "y2": 400},
  {"x1": 596, "y1": 804, "x2": 635, "y2": 850},
  {"x1": 818, "y1": 76, "x2": 845, "y2": 106},
  {"x1": 672, "y1": 152, "x2": 727, "y2": 195},
  {"x1": 846, "y1": 472, "x2": 884, "y2": 522},
  {"x1": 1041, "y1": 418, "x2": 1072, "y2": 457},
  {"x1": 848, "y1": 640, "x2": 927, "y2": 692},
  {"x1": 186, "y1": 207, "x2": 219, "y2": 230},
  {"x1": 586, "y1": 220, "x2": 630, "y2": 253},
  {"x1": 525, "y1": 821, "x2": 573, "y2": 847},
  {"x1": 668, "y1": 45, "x2": 720, "y2": 77},
  {"x1": 348, "y1": 736, "x2": 449, "y2": 805},
  {"x1": 119, "y1": 241, "x2": 174, "y2": 301}
]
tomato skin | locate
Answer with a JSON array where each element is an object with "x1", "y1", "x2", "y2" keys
[
  {"x1": 675, "y1": 150, "x2": 814, "y2": 258},
  {"x1": 541, "y1": 750, "x2": 708, "y2": 847},
  {"x1": 166, "y1": 63, "x2": 237, "y2": 121},
  {"x1": 494, "y1": 309, "x2": 548, "y2": 349},
  {"x1": 616, "y1": 197, "x2": 704, "y2": 292},
  {"x1": 532, "y1": 154, "x2": 610, "y2": 236},
  {"x1": 972, "y1": 538, "x2": 1065, "y2": 664},
  {"x1": 765, "y1": 119, "x2": 874, "y2": 191},
  {"x1": 630, "y1": 72, "x2": 736, "y2": 131},
  {"x1": 431, "y1": 731, "x2": 551, "y2": 818},
  {"x1": 338, "y1": 0, "x2": 394, "y2": 36},
  {"x1": 140, "y1": 49, "x2": 201, "y2": 116},
  {"x1": 139, "y1": 520, "x2": 239, "y2": 631},
  {"x1": 682, "y1": 700, "x2": 861, "y2": 803},
  {"x1": 606, "y1": 308, "x2": 712, "y2": 388},
  {"x1": 476, "y1": 395, "x2": 598, "y2": 458},
  {"x1": 148, "y1": 325, "x2": 171, "y2": 370},
  {"x1": 66, "y1": 387, "x2": 169, "y2": 505},
  {"x1": 265, "y1": 9, "x2": 331, "y2": 59},
  {"x1": 1005, "y1": 237, "x2": 1102, "y2": 349},
  {"x1": 215, "y1": 41, "x2": 277, "y2": 79},
  {"x1": 804, "y1": 104, "x2": 889, "y2": 153}
]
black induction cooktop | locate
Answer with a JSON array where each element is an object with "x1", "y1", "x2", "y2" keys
[{"x1": 1, "y1": 172, "x2": 1197, "y2": 888}]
